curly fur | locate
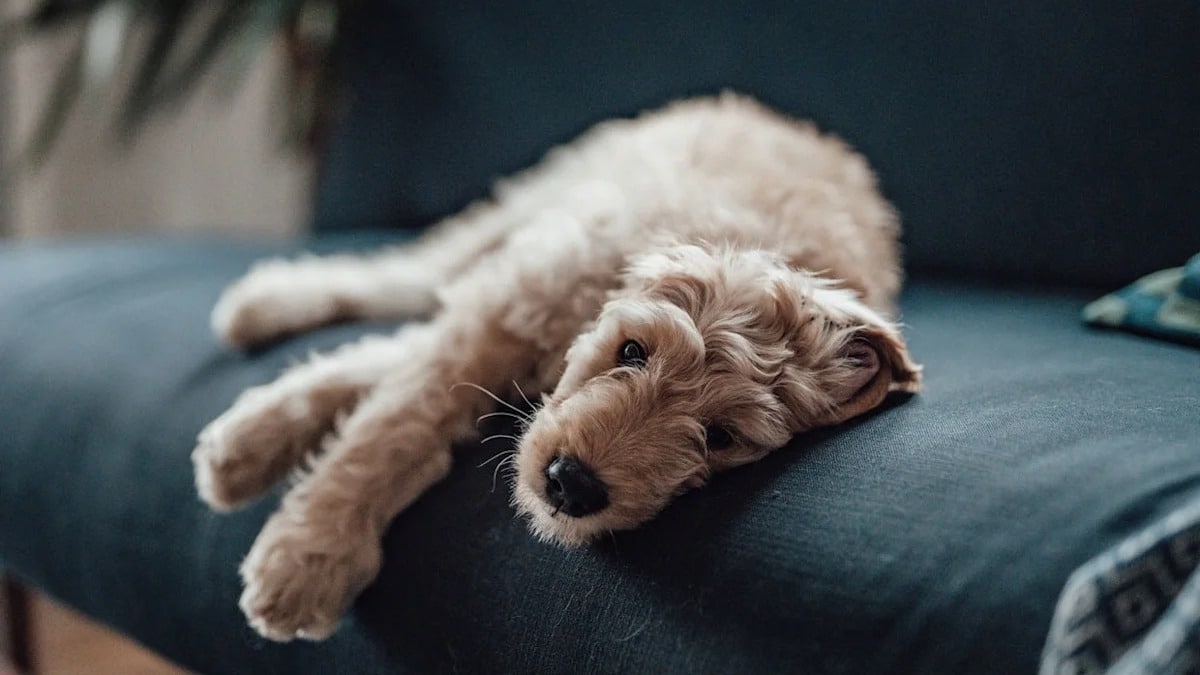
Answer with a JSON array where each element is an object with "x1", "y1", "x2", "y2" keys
[{"x1": 192, "y1": 93, "x2": 922, "y2": 641}]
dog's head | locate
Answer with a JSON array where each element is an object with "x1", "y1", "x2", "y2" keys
[{"x1": 512, "y1": 243, "x2": 921, "y2": 546}]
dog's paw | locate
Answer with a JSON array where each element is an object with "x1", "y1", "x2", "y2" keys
[
  {"x1": 193, "y1": 388, "x2": 311, "y2": 511},
  {"x1": 239, "y1": 513, "x2": 381, "y2": 642},
  {"x1": 193, "y1": 424, "x2": 272, "y2": 512},
  {"x1": 211, "y1": 259, "x2": 335, "y2": 349}
]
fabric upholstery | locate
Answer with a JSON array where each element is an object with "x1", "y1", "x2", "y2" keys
[
  {"x1": 313, "y1": 0, "x2": 1200, "y2": 288},
  {"x1": 2, "y1": 237, "x2": 1198, "y2": 674}
]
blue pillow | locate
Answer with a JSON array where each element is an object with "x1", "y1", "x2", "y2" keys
[{"x1": 1083, "y1": 253, "x2": 1200, "y2": 348}]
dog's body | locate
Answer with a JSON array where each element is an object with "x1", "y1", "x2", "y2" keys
[{"x1": 193, "y1": 94, "x2": 921, "y2": 641}]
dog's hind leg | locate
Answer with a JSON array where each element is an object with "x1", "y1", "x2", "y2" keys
[
  {"x1": 211, "y1": 200, "x2": 521, "y2": 349},
  {"x1": 193, "y1": 333, "x2": 412, "y2": 511}
]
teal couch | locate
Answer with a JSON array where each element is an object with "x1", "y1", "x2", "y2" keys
[{"x1": 2, "y1": 2, "x2": 1199, "y2": 673}]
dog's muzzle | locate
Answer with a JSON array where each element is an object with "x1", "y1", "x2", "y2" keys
[{"x1": 543, "y1": 455, "x2": 609, "y2": 517}]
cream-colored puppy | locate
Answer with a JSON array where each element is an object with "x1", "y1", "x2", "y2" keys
[{"x1": 193, "y1": 94, "x2": 921, "y2": 642}]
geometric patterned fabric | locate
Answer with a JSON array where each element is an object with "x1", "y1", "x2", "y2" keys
[{"x1": 1042, "y1": 499, "x2": 1200, "y2": 675}]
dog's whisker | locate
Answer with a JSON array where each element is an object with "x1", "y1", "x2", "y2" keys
[
  {"x1": 490, "y1": 455, "x2": 516, "y2": 493},
  {"x1": 512, "y1": 379, "x2": 536, "y2": 411},
  {"x1": 450, "y1": 381, "x2": 529, "y2": 419},
  {"x1": 480, "y1": 433, "x2": 522, "y2": 446},
  {"x1": 476, "y1": 448, "x2": 515, "y2": 469},
  {"x1": 476, "y1": 410, "x2": 530, "y2": 426}
]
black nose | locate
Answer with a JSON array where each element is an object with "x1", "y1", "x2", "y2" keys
[{"x1": 543, "y1": 456, "x2": 609, "y2": 517}]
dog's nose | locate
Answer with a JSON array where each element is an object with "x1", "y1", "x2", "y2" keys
[{"x1": 543, "y1": 456, "x2": 609, "y2": 517}]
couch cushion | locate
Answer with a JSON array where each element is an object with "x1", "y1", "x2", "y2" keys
[
  {"x1": 1, "y1": 237, "x2": 1198, "y2": 674},
  {"x1": 314, "y1": 0, "x2": 1200, "y2": 288}
]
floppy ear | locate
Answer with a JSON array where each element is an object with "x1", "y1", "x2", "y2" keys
[
  {"x1": 819, "y1": 322, "x2": 922, "y2": 426},
  {"x1": 767, "y1": 267, "x2": 922, "y2": 429}
]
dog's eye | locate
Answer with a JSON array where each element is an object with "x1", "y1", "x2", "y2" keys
[
  {"x1": 704, "y1": 425, "x2": 734, "y2": 450},
  {"x1": 617, "y1": 340, "x2": 648, "y2": 368}
]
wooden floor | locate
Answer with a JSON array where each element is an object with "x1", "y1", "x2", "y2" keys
[{"x1": 26, "y1": 592, "x2": 190, "y2": 675}]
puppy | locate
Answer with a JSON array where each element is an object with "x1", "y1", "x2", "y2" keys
[{"x1": 193, "y1": 93, "x2": 922, "y2": 642}]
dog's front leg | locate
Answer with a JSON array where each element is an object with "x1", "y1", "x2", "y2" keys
[{"x1": 236, "y1": 317, "x2": 532, "y2": 641}]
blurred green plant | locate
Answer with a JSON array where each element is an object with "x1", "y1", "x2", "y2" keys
[{"x1": 1, "y1": 0, "x2": 353, "y2": 168}]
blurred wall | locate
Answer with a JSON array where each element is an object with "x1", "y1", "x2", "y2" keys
[
  {"x1": 0, "y1": 48, "x2": 9, "y2": 238},
  {"x1": 3, "y1": 15, "x2": 311, "y2": 239}
]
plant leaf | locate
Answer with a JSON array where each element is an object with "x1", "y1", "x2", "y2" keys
[
  {"x1": 15, "y1": 30, "x2": 87, "y2": 168},
  {"x1": 118, "y1": 0, "x2": 193, "y2": 136},
  {"x1": 151, "y1": 1, "x2": 250, "y2": 107}
]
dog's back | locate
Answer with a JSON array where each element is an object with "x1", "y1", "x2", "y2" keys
[{"x1": 491, "y1": 93, "x2": 903, "y2": 313}]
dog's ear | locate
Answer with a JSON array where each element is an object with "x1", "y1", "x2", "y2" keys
[
  {"x1": 768, "y1": 270, "x2": 921, "y2": 428},
  {"x1": 817, "y1": 322, "x2": 922, "y2": 426}
]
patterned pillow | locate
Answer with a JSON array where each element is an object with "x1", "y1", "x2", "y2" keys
[
  {"x1": 1040, "y1": 499, "x2": 1200, "y2": 675},
  {"x1": 1083, "y1": 253, "x2": 1200, "y2": 348}
]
